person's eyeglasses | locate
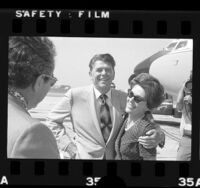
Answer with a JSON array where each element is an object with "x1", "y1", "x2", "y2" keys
[
  {"x1": 42, "y1": 74, "x2": 57, "y2": 87},
  {"x1": 127, "y1": 89, "x2": 145, "y2": 103}
]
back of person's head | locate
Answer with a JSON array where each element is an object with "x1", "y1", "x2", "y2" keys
[
  {"x1": 130, "y1": 73, "x2": 165, "y2": 110},
  {"x1": 89, "y1": 53, "x2": 116, "y2": 70},
  {"x1": 8, "y1": 37, "x2": 56, "y2": 89}
]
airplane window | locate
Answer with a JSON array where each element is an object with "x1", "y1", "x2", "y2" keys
[
  {"x1": 165, "y1": 42, "x2": 177, "y2": 51},
  {"x1": 175, "y1": 41, "x2": 187, "y2": 50}
]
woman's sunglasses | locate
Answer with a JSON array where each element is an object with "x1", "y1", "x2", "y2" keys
[{"x1": 127, "y1": 89, "x2": 145, "y2": 103}]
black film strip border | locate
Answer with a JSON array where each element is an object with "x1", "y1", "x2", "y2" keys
[
  {"x1": 7, "y1": 160, "x2": 193, "y2": 186},
  {"x1": 12, "y1": 18, "x2": 193, "y2": 36},
  {"x1": 1, "y1": 10, "x2": 200, "y2": 187}
]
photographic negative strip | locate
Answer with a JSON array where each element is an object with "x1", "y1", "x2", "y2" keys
[{"x1": 0, "y1": 9, "x2": 200, "y2": 187}]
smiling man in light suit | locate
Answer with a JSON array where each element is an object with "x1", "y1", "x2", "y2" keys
[{"x1": 46, "y1": 53, "x2": 164, "y2": 159}]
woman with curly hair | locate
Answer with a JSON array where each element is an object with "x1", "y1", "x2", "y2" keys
[{"x1": 8, "y1": 37, "x2": 60, "y2": 158}]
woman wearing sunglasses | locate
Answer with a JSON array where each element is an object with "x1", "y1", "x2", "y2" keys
[{"x1": 115, "y1": 73, "x2": 165, "y2": 160}]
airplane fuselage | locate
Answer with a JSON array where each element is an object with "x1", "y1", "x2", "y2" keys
[
  {"x1": 149, "y1": 47, "x2": 192, "y2": 101},
  {"x1": 134, "y1": 39, "x2": 193, "y2": 106}
]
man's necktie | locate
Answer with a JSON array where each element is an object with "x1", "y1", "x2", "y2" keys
[{"x1": 99, "y1": 94, "x2": 112, "y2": 143}]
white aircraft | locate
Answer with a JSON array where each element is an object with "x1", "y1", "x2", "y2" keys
[{"x1": 134, "y1": 39, "x2": 193, "y2": 106}]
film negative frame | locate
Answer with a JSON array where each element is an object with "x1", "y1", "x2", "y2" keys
[{"x1": 0, "y1": 9, "x2": 200, "y2": 187}]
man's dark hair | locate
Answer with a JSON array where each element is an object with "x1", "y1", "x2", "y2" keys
[
  {"x1": 8, "y1": 37, "x2": 56, "y2": 89},
  {"x1": 89, "y1": 53, "x2": 116, "y2": 70}
]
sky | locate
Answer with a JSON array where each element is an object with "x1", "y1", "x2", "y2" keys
[{"x1": 50, "y1": 37, "x2": 174, "y2": 91}]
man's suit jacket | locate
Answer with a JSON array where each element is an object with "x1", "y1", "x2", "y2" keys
[
  {"x1": 7, "y1": 95, "x2": 60, "y2": 159},
  {"x1": 47, "y1": 85, "x2": 127, "y2": 159}
]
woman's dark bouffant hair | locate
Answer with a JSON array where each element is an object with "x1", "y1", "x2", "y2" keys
[
  {"x1": 8, "y1": 37, "x2": 56, "y2": 89},
  {"x1": 130, "y1": 73, "x2": 165, "y2": 110}
]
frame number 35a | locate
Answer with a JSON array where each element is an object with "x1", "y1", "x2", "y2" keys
[{"x1": 178, "y1": 177, "x2": 200, "y2": 187}]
